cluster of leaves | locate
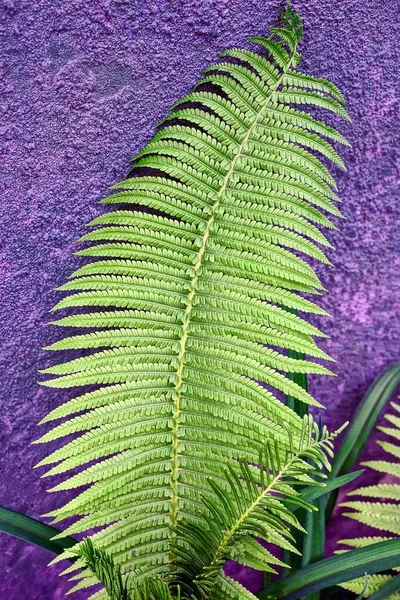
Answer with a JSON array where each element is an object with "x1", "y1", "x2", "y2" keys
[
  {"x1": 2, "y1": 3, "x2": 398, "y2": 600},
  {"x1": 31, "y1": 5, "x2": 350, "y2": 599},
  {"x1": 76, "y1": 538, "x2": 175, "y2": 600},
  {"x1": 65, "y1": 417, "x2": 342, "y2": 600},
  {"x1": 258, "y1": 363, "x2": 400, "y2": 600}
]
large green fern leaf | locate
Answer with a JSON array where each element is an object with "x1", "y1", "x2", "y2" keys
[{"x1": 35, "y1": 6, "x2": 348, "y2": 597}]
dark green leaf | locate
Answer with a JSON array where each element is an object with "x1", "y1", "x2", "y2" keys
[
  {"x1": 258, "y1": 538, "x2": 400, "y2": 600},
  {"x1": 326, "y1": 362, "x2": 400, "y2": 519},
  {"x1": 282, "y1": 345, "x2": 309, "y2": 575},
  {"x1": 292, "y1": 470, "x2": 363, "y2": 509},
  {"x1": 0, "y1": 505, "x2": 76, "y2": 556},
  {"x1": 283, "y1": 472, "x2": 362, "y2": 599},
  {"x1": 330, "y1": 362, "x2": 400, "y2": 479},
  {"x1": 299, "y1": 495, "x2": 326, "y2": 600},
  {"x1": 285, "y1": 348, "x2": 309, "y2": 418}
]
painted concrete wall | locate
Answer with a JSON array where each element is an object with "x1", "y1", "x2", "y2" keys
[{"x1": 1, "y1": 0, "x2": 399, "y2": 597}]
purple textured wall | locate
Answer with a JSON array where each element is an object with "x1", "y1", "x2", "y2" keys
[{"x1": 1, "y1": 0, "x2": 399, "y2": 598}]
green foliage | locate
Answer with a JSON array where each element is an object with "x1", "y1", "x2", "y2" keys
[
  {"x1": 34, "y1": 5, "x2": 349, "y2": 598},
  {"x1": 76, "y1": 539, "x2": 131, "y2": 600},
  {"x1": 77, "y1": 539, "x2": 176, "y2": 600},
  {"x1": 73, "y1": 419, "x2": 343, "y2": 600},
  {"x1": 0, "y1": 505, "x2": 75, "y2": 556},
  {"x1": 328, "y1": 361, "x2": 400, "y2": 496},
  {"x1": 367, "y1": 576, "x2": 400, "y2": 600},
  {"x1": 326, "y1": 362, "x2": 400, "y2": 522},
  {"x1": 172, "y1": 417, "x2": 342, "y2": 599},
  {"x1": 337, "y1": 402, "x2": 400, "y2": 598}
]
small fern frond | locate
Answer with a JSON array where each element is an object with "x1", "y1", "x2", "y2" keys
[
  {"x1": 77, "y1": 538, "x2": 178, "y2": 600},
  {"x1": 212, "y1": 575, "x2": 258, "y2": 600},
  {"x1": 76, "y1": 538, "x2": 130, "y2": 600},
  {"x1": 337, "y1": 401, "x2": 400, "y2": 598},
  {"x1": 172, "y1": 417, "x2": 342, "y2": 599},
  {"x1": 35, "y1": 5, "x2": 349, "y2": 597}
]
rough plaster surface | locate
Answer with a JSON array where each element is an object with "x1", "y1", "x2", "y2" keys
[{"x1": 1, "y1": 0, "x2": 399, "y2": 597}]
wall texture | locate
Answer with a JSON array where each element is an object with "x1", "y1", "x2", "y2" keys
[{"x1": 1, "y1": 0, "x2": 399, "y2": 598}]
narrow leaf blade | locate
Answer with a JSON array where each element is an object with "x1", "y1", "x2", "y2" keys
[
  {"x1": 331, "y1": 362, "x2": 400, "y2": 479},
  {"x1": 0, "y1": 505, "x2": 76, "y2": 555},
  {"x1": 258, "y1": 538, "x2": 400, "y2": 600},
  {"x1": 326, "y1": 362, "x2": 400, "y2": 520},
  {"x1": 292, "y1": 470, "x2": 363, "y2": 509}
]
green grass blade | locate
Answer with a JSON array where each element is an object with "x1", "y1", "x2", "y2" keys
[
  {"x1": 299, "y1": 495, "x2": 326, "y2": 600},
  {"x1": 0, "y1": 505, "x2": 76, "y2": 555},
  {"x1": 281, "y1": 509, "x2": 306, "y2": 576},
  {"x1": 258, "y1": 538, "x2": 400, "y2": 600},
  {"x1": 292, "y1": 470, "x2": 363, "y2": 509},
  {"x1": 330, "y1": 362, "x2": 400, "y2": 478},
  {"x1": 326, "y1": 362, "x2": 400, "y2": 520},
  {"x1": 286, "y1": 353, "x2": 309, "y2": 417},
  {"x1": 368, "y1": 574, "x2": 400, "y2": 600},
  {"x1": 282, "y1": 347, "x2": 309, "y2": 576},
  {"x1": 285, "y1": 472, "x2": 363, "y2": 599}
]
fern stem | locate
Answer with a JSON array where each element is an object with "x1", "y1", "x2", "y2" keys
[{"x1": 212, "y1": 467, "x2": 290, "y2": 564}]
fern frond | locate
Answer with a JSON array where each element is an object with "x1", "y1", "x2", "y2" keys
[
  {"x1": 35, "y1": 5, "x2": 349, "y2": 598},
  {"x1": 76, "y1": 538, "x2": 130, "y2": 600},
  {"x1": 337, "y1": 401, "x2": 400, "y2": 597},
  {"x1": 172, "y1": 417, "x2": 341, "y2": 599},
  {"x1": 77, "y1": 538, "x2": 179, "y2": 600},
  {"x1": 213, "y1": 575, "x2": 258, "y2": 600}
]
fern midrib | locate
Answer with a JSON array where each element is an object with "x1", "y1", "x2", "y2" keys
[{"x1": 169, "y1": 41, "x2": 298, "y2": 557}]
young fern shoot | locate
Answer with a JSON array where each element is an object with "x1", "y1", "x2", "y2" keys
[{"x1": 35, "y1": 5, "x2": 349, "y2": 599}]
